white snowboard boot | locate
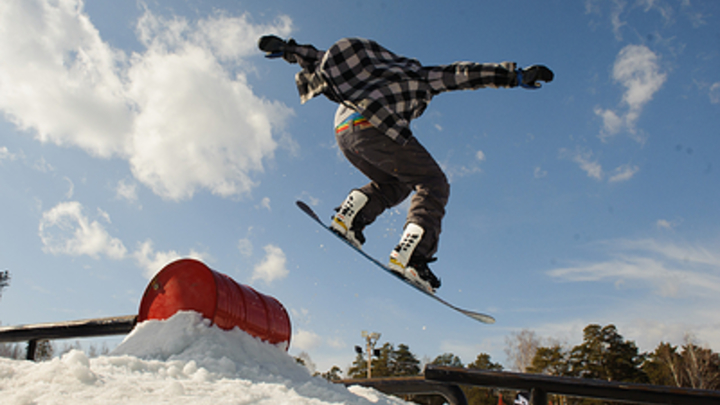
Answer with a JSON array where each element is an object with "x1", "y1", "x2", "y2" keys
[
  {"x1": 388, "y1": 223, "x2": 441, "y2": 293},
  {"x1": 330, "y1": 190, "x2": 368, "y2": 249}
]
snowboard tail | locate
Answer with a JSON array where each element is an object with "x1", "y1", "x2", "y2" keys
[{"x1": 296, "y1": 200, "x2": 495, "y2": 324}]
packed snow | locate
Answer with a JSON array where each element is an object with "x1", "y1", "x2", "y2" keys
[{"x1": 0, "y1": 311, "x2": 409, "y2": 404}]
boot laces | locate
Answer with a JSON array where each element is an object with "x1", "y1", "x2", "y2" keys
[{"x1": 332, "y1": 207, "x2": 367, "y2": 245}]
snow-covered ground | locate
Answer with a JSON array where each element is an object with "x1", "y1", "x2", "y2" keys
[{"x1": 0, "y1": 311, "x2": 408, "y2": 404}]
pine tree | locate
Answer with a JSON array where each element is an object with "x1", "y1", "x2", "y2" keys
[
  {"x1": 348, "y1": 351, "x2": 368, "y2": 379},
  {"x1": 467, "y1": 353, "x2": 502, "y2": 371},
  {"x1": 464, "y1": 353, "x2": 505, "y2": 405},
  {"x1": 391, "y1": 344, "x2": 420, "y2": 376},
  {"x1": 430, "y1": 353, "x2": 464, "y2": 368},
  {"x1": 643, "y1": 342, "x2": 682, "y2": 387},
  {"x1": 528, "y1": 343, "x2": 570, "y2": 376},
  {"x1": 527, "y1": 343, "x2": 571, "y2": 405},
  {"x1": 31, "y1": 340, "x2": 54, "y2": 361},
  {"x1": 320, "y1": 366, "x2": 343, "y2": 381},
  {"x1": 0, "y1": 270, "x2": 9, "y2": 299},
  {"x1": 0, "y1": 271, "x2": 12, "y2": 359},
  {"x1": 568, "y1": 324, "x2": 647, "y2": 383},
  {"x1": 294, "y1": 351, "x2": 317, "y2": 374},
  {"x1": 371, "y1": 342, "x2": 394, "y2": 377}
]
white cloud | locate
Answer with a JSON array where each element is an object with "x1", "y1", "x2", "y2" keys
[
  {"x1": 656, "y1": 219, "x2": 673, "y2": 230},
  {"x1": 588, "y1": 0, "x2": 680, "y2": 41},
  {"x1": 548, "y1": 238, "x2": 720, "y2": 298},
  {"x1": 63, "y1": 177, "x2": 75, "y2": 199},
  {"x1": 615, "y1": 45, "x2": 666, "y2": 112},
  {"x1": 596, "y1": 44, "x2": 667, "y2": 142},
  {"x1": 257, "y1": 197, "x2": 271, "y2": 211},
  {"x1": 610, "y1": 0, "x2": 627, "y2": 41},
  {"x1": 576, "y1": 156, "x2": 603, "y2": 180},
  {"x1": 298, "y1": 193, "x2": 321, "y2": 207},
  {"x1": 37, "y1": 200, "x2": 205, "y2": 278},
  {"x1": 292, "y1": 329, "x2": 323, "y2": 351},
  {"x1": 115, "y1": 179, "x2": 138, "y2": 203},
  {"x1": 442, "y1": 151, "x2": 484, "y2": 181},
  {"x1": 622, "y1": 238, "x2": 720, "y2": 267},
  {"x1": 534, "y1": 166, "x2": 548, "y2": 179},
  {"x1": 39, "y1": 201, "x2": 127, "y2": 259},
  {"x1": 291, "y1": 307, "x2": 311, "y2": 324},
  {"x1": 251, "y1": 244, "x2": 288, "y2": 284},
  {"x1": 681, "y1": 0, "x2": 707, "y2": 28},
  {"x1": 326, "y1": 336, "x2": 346, "y2": 349},
  {"x1": 560, "y1": 149, "x2": 640, "y2": 183},
  {"x1": 709, "y1": 82, "x2": 720, "y2": 104},
  {"x1": 560, "y1": 148, "x2": 603, "y2": 181},
  {"x1": 133, "y1": 239, "x2": 205, "y2": 279},
  {"x1": 584, "y1": 0, "x2": 601, "y2": 15},
  {"x1": 237, "y1": 238, "x2": 253, "y2": 257},
  {"x1": 656, "y1": 218, "x2": 682, "y2": 231},
  {"x1": 582, "y1": 0, "x2": 627, "y2": 40},
  {"x1": 0, "y1": 1, "x2": 131, "y2": 157},
  {"x1": 0, "y1": 146, "x2": 16, "y2": 162},
  {"x1": 33, "y1": 157, "x2": 55, "y2": 173},
  {"x1": 594, "y1": 107, "x2": 623, "y2": 136},
  {"x1": 0, "y1": 0, "x2": 293, "y2": 201},
  {"x1": 637, "y1": 0, "x2": 675, "y2": 25},
  {"x1": 608, "y1": 163, "x2": 639, "y2": 182}
]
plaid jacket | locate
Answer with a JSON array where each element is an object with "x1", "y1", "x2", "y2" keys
[{"x1": 285, "y1": 38, "x2": 519, "y2": 145}]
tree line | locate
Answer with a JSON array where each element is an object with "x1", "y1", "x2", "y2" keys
[
  {"x1": 307, "y1": 324, "x2": 719, "y2": 405},
  {"x1": 527, "y1": 324, "x2": 720, "y2": 390}
]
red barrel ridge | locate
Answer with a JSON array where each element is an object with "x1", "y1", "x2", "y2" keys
[{"x1": 138, "y1": 258, "x2": 291, "y2": 349}]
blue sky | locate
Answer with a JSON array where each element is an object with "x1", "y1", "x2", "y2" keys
[{"x1": 1, "y1": 0, "x2": 719, "y2": 374}]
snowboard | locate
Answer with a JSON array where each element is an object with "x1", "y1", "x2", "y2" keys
[{"x1": 296, "y1": 200, "x2": 495, "y2": 324}]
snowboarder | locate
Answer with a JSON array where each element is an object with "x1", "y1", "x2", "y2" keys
[{"x1": 259, "y1": 35, "x2": 553, "y2": 293}]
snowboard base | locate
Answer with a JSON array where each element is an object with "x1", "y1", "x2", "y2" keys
[{"x1": 296, "y1": 200, "x2": 495, "y2": 324}]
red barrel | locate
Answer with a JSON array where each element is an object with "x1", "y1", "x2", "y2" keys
[{"x1": 138, "y1": 258, "x2": 291, "y2": 349}]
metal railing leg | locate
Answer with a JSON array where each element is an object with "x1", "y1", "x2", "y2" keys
[
  {"x1": 26, "y1": 339, "x2": 37, "y2": 361},
  {"x1": 531, "y1": 388, "x2": 547, "y2": 405}
]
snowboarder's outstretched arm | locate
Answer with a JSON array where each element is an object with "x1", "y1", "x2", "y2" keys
[
  {"x1": 260, "y1": 35, "x2": 553, "y2": 91},
  {"x1": 258, "y1": 35, "x2": 324, "y2": 71},
  {"x1": 425, "y1": 62, "x2": 554, "y2": 94}
]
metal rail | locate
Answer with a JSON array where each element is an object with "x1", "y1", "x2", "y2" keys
[
  {"x1": 0, "y1": 315, "x2": 137, "y2": 360},
  {"x1": 337, "y1": 376, "x2": 467, "y2": 405},
  {"x1": 425, "y1": 365, "x2": 720, "y2": 405}
]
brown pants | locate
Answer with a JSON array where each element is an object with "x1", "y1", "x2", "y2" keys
[{"x1": 335, "y1": 124, "x2": 450, "y2": 258}]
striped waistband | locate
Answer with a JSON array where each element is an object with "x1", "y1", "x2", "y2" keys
[{"x1": 335, "y1": 114, "x2": 373, "y2": 133}]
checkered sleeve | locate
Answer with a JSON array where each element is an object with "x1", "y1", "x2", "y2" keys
[
  {"x1": 284, "y1": 41, "x2": 325, "y2": 71},
  {"x1": 425, "y1": 61, "x2": 519, "y2": 94}
]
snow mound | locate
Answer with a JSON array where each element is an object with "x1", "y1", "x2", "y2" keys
[{"x1": 0, "y1": 311, "x2": 409, "y2": 404}]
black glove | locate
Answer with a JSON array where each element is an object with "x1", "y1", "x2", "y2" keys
[
  {"x1": 517, "y1": 65, "x2": 554, "y2": 89},
  {"x1": 258, "y1": 35, "x2": 287, "y2": 58}
]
